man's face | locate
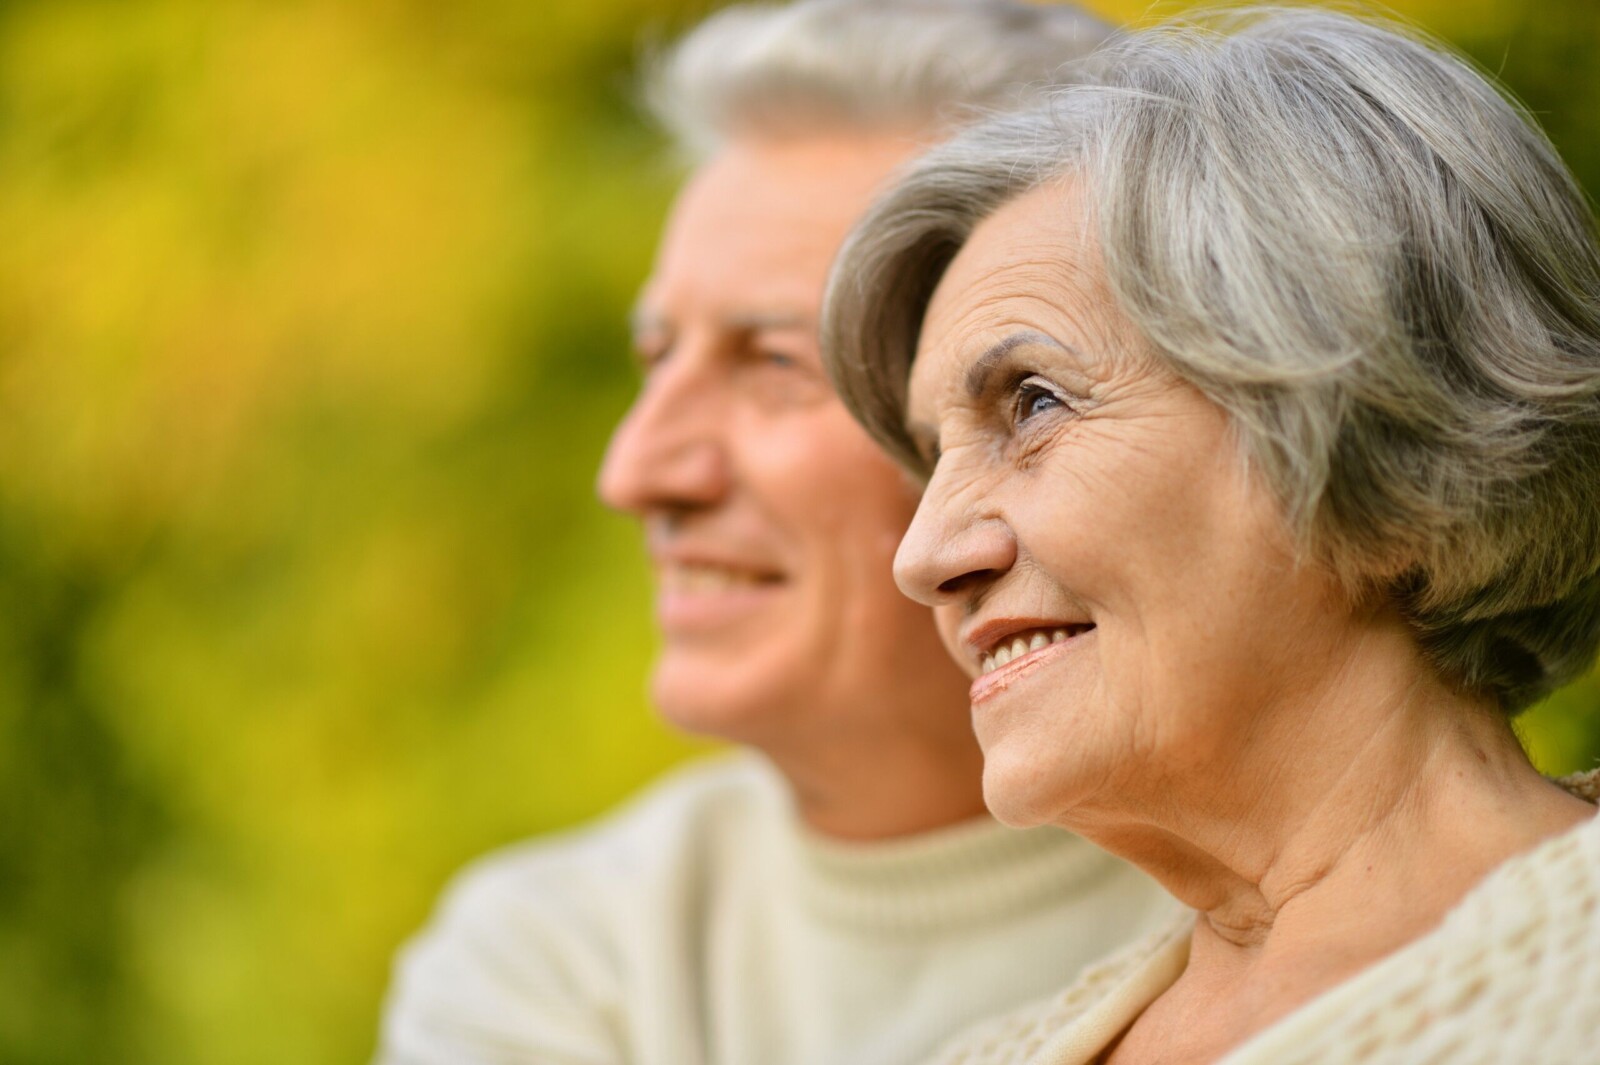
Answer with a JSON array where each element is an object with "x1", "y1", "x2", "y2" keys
[{"x1": 598, "y1": 132, "x2": 973, "y2": 754}]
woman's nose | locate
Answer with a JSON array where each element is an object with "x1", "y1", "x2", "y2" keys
[
  {"x1": 596, "y1": 357, "x2": 731, "y2": 515},
  {"x1": 893, "y1": 468, "x2": 1016, "y2": 607}
]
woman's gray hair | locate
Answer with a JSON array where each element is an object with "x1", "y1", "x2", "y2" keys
[
  {"x1": 644, "y1": 0, "x2": 1111, "y2": 159},
  {"x1": 822, "y1": 7, "x2": 1600, "y2": 712}
]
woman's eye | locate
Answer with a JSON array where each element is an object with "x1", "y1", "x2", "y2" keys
[{"x1": 1013, "y1": 379, "x2": 1066, "y2": 423}]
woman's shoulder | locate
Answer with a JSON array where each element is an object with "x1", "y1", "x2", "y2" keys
[
  {"x1": 924, "y1": 907, "x2": 1194, "y2": 1065},
  {"x1": 1555, "y1": 765, "x2": 1600, "y2": 803},
  {"x1": 1227, "y1": 774, "x2": 1600, "y2": 1063},
  {"x1": 1396, "y1": 787, "x2": 1600, "y2": 1047},
  {"x1": 925, "y1": 775, "x2": 1600, "y2": 1065}
]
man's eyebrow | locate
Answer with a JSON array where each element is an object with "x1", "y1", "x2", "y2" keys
[
  {"x1": 629, "y1": 306, "x2": 668, "y2": 338},
  {"x1": 721, "y1": 310, "x2": 812, "y2": 332},
  {"x1": 964, "y1": 330, "x2": 1068, "y2": 398},
  {"x1": 627, "y1": 308, "x2": 812, "y2": 336}
]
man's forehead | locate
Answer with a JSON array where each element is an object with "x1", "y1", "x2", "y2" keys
[
  {"x1": 636, "y1": 132, "x2": 928, "y2": 331},
  {"x1": 659, "y1": 145, "x2": 864, "y2": 254},
  {"x1": 629, "y1": 303, "x2": 813, "y2": 336},
  {"x1": 637, "y1": 186, "x2": 837, "y2": 335}
]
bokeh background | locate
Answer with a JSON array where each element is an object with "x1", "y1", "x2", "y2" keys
[{"x1": 2, "y1": 0, "x2": 1597, "y2": 1062}]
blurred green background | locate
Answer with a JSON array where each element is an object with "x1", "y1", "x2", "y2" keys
[{"x1": 1, "y1": 1, "x2": 1595, "y2": 1062}]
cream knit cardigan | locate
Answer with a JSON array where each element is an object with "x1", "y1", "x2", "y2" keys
[{"x1": 931, "y1": 770, "x2": 1600, "y2": 1065}]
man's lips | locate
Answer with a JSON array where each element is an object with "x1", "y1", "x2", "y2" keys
[
  {"x1": 655, "y1": 559, "x2": 785, "y2": 593},
  {"x1": 651, "y1": 557, "x2": 787, "y2": 632},
  {"x1": 652, "y1": 554, "x2": 786, "y2": 589},
  {"x1": 644, "y1": 527, "x2": 787, "y2": 587}
]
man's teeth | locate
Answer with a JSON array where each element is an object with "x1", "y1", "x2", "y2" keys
[
  {"x1": 979, "y1": 628, "x2": 1082, "y2": 675},
  {"x1": 664, "y1": 563, "x2": 773, "y2": 593}
]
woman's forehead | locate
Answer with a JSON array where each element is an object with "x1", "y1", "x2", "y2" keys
[
  {"x1": 911, "y1": 188, "x2": 1119, "y2": 396},
  {"x1": 924, "y1": 185, "x2": 1099, "y2": 332}
]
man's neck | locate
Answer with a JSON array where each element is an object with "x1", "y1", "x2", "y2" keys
[{"x1": 769, "y1": 729, "x2": 990, "y2": 841}]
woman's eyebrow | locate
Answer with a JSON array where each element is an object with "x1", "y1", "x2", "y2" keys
[{"x1": 963, "y1": 330, "x2": 1068, "y2": 398}]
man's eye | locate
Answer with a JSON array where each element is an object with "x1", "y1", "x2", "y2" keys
[
  {"x1": 1014, "y1": 380, "x2": 1065, "y2": 423},
  {"x1": 757, "y1": 349, "x2": 800, "y2": 370},
  {"x1": 632, "y1": 340, "x2": 671, "y2": 375}
]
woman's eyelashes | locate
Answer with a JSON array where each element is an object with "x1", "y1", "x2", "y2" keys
[{"x1": 1009, "y1": 374, "x2": 1072, "y2": 427}]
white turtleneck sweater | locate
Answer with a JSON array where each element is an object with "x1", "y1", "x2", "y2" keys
[
  {"x1": 375, "y1": 752, "x2": 1175, "y2": 1065},
  {"x1": 927, "y1": 770, "x2": 1600, "y2": 1065}
]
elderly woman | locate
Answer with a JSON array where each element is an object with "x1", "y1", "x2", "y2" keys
[{"x1": 822, "y1": 8, "x2": 1600, "y2": 1064}]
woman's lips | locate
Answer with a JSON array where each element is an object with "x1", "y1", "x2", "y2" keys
[
  {"x1": 976, "y1": 625, "x2": 1092, "y2": 674},
  {"x1": 969, "y1": 625, "x2": 1095, "y2": 703}
]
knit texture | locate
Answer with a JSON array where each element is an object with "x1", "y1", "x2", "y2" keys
[
  {"x1": 375, "y1": 752, "x2": 1176, "y2": 1065},
  {"x1": 928, "y1": 770, "x2": 1600, "y2": 1065}
]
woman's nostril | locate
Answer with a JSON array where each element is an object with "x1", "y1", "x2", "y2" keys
[{"x1": 937, "y1": 570, "x2": 998, "y2": 597}]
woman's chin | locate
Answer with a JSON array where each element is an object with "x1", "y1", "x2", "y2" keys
[{"x1": 980, "y1": 753, "x2": 1071, "y2": 829}]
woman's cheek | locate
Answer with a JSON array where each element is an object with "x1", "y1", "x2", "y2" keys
[{"x1": 934, "y1": 604, "x2": 974, "y2": 677}]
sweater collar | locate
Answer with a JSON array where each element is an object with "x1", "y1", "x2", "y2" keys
[{"x1": 785, "y1": 806, "x2": 1125, "y2": 935}]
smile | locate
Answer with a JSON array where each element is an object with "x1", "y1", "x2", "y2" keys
[
  {"x1": 978, "y1": 625, "x2": 1094, "y2": 675},
  {"x1": 659, "y1": 561, "x2": 784, "y2": 593}
]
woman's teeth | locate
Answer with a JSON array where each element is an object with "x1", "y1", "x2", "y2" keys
[{"x1": 979, "y1": 627, "x2": 1087, "y2": 675}]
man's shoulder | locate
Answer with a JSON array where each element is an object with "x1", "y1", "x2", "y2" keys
[
  {"x1": 439, "y1": 751, "x2": 784, "y2": 919},
  {"x1": 376, "y1": 752, "x2": 789, "y2": 1063}
]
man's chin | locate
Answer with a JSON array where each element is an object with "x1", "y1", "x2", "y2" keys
[
  {"x1": 649, "y1": 654, "x2": 801, "y2": 745},
  {"x1": 654, "y1": 580, "x2": 787, "y2": 635}
]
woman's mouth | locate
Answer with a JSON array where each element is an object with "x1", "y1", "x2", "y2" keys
[
  {"x1": 978, "y1": 624, "x2": 1093, "y2": 675},
  {"x1": 971, "y1": 623, "x2": 1095, "y2": 702}
]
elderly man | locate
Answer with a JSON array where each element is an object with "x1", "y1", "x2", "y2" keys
[{"x1": 376, "y1": 3, "x2": 1171, "y2": 1063}]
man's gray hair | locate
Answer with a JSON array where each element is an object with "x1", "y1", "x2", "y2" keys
[
  {"x1": 822, "y1": 7, "x2": 1600, "y2": 712},
  {"x1": 645, "y1": 0, "x2": 1112, "y2": 159}
]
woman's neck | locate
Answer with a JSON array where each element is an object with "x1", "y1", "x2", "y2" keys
[
  {"x1": 1074, "y1": 623, "x2": 1594, "y2": 1054},
  {"x1": 1088, "y1": 632, "x2": 1594, "y2": 1064}
]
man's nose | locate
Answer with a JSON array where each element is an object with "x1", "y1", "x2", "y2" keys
[
  {"x1": 893, "y1": 463, "x2": 1016, "y2": 608},
  {"x1": 597, "y1": 352, "x2": 731, "y2": 516}
]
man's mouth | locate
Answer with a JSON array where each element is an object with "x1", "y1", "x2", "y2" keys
[
  {"x1": 978, "y1": 624, "x2": 1095, "y2": 676},
  {"x1": 658, "y1": 561, "x2": 784, "y2": 594}
]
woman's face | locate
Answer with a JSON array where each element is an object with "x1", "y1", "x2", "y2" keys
[{"x1": 897, "y1": 180, "x2": 1352, "y2": 828}]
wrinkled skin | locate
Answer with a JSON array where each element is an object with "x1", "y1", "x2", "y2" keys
[
  {"x1": 897, "y1": 178, "x2": 1341, "y2": 831},
  {"x1": 895, "y1": 176, "x2": 1596, "y2": 1061}
]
